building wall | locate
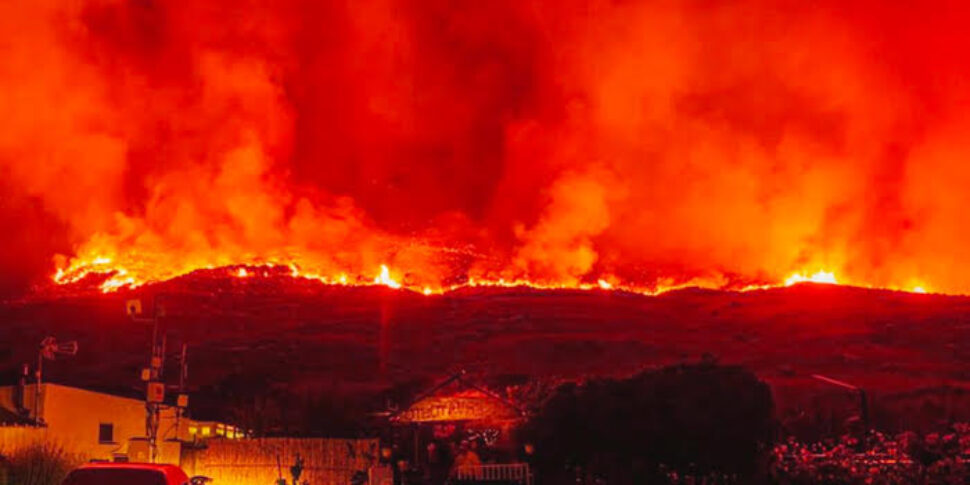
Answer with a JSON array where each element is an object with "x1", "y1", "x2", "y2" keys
[
  {"x1": 184, "y1": 438, "x2": 379, "y2": 485},
  {"x1": 44, "y1": 384, "x2": 149, "y2": 460},
  {"x1": 0, "y1": 384, "x2": 184, "y2": 464}
]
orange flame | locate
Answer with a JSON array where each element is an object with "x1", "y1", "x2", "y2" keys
[
  {"x1": 50, "y1": 254, "x2": 935, "y2": 297},
  {"x1": 374, "y1": 265, "x2": 402, "y2": 289},
  {"x1": 784, "y1": 271, "x2": 838, "y2": 286}
]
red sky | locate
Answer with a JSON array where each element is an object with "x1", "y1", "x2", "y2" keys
[{"x1": 4, "y1": 0, "x2": 970, "y2": 295}]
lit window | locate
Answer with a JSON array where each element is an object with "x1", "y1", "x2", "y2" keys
[
  {"x1": 201, "y1": 426, "x2": 211, "y2": 436},
  {"x1": 188, "y1": 426, "x2": 198, "y2": 435}
]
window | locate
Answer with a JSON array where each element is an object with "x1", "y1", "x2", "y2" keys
[{"x1": 98, "y1": 423, "x2": 114, "y2": 444}]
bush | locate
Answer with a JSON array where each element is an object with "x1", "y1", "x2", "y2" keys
[
  {"x1": 521, "y1": 363, "x2": 775, "y2": 484},
  {"x1": 2, "y1": 443, "x2": 79, "y2": 485}
]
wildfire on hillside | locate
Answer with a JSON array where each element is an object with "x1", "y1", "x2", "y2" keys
[
  {"x1": 51, "y1": 256, "x2": 930, "y2": 297},
  {"x1": 2, "y1": 0, "x2": 967, "y2": 297}
]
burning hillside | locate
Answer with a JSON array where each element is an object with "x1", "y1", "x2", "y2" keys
[
  {"x1": 48, "y1": 259, "x2": 894, "y2": 299},
  {"x1": 3, "y1": 0, "x2": 970, "y2": 298},
  {"x1": 5, "y1": 272, "x2": 970, "y2": 430}
]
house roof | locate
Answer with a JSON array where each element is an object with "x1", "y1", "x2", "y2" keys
[{"x1": 390, "y1": 371, "x2": 526, "y2": 424}]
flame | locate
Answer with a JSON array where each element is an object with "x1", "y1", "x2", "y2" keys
[
  {"x1": 48, "y1": 255, "x2": 935, "y2": 298},
  {"x1": 784, "y1": 271, "x2": 838, "y2": 286},
  {"x1": 374, "y1": 265, "x2": 402, "y2": 289}
]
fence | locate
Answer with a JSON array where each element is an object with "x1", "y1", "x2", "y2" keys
[
  {"x1": 184, "y1": 437, "x2": 379, "y2": 485},
  {"x1": 452, "y1": 463, "x2": 532, "y2": 484}
]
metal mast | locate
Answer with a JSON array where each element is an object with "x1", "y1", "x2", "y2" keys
[{"x1": 128, "y1": 296, "x2": 168, "y2": 463}]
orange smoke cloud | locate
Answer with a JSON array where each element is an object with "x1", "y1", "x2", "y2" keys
[{"x1": 2, "y1": 0, "x2": 970, "y2": 295}]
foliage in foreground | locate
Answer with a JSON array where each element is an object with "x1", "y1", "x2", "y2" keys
[
  {"x1": 0, "y1": 442, "x2": 80, "y2": 485},
  {"x1": 520, "y1": 363, "x2": 775, "y2": 484},
  {"x1": 771, "y1": 424, "x2": 970, "y2": 484}
]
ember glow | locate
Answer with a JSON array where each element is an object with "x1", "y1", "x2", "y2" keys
[{"x1": 3, "y1": 0, "x2": 970, "y2": 296}]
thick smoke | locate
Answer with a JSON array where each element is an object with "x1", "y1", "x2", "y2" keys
[{"x1": 3, "y1": 0, "x2": 970, "y2": 294}]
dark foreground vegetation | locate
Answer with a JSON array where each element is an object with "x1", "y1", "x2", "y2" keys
[
  {"x1": 520, "y1": 364, "x2": 970, "y2": 484},
  {"x1": 520, "y1": 363, "x2": 775, "y2": 484},
  {"x1": 0, "y1": 443, "x2": 78, "y2": 485},
  {"x1": 770, "y1": 424, "x2": 970, "y2": 484}
]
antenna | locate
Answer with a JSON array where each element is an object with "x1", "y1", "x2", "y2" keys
[
  {"x1": 35, "y1": 336, "x2": 79, "y2": 424},
  {"x1": 128, "y1": 295, "x2": 170, "y2": 462}
]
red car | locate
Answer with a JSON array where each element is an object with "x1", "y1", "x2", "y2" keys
[{"x1": 61, "y1": 462, "x2": 210, "y2": 485}]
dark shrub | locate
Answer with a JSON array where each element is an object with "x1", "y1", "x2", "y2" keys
[
  {"x1": 521, "y1": 363, "x2": 774, "y2": 484},
  {"x1": 4, "y1": 443, "x2": 79, "y2": 485}
]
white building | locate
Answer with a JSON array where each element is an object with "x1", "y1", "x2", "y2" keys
[{"x1": 0, "y1": 382, "x2": 241, "y2": 464}]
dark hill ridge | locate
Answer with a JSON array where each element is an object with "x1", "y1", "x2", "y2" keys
[{"x1": 3, "y1": 271, "x2": 970, "y2": 428}]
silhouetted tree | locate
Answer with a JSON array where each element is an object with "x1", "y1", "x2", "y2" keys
[{"x1": 521, "y1": 363, "x2": 775, "y2": 484}]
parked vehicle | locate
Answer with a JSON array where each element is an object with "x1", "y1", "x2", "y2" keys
[{"x1": 61, "y1": 462, "x2": 211, "y2": 485}]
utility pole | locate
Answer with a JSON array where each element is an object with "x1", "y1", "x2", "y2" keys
[
  {"x1": 35, "y1": 343, "x2": 43, "y2": 424},
  {"x1": 174, "y1": 343, "x2": 189, "y2": 442},
  {"x1": 127, "y1": 296, "x2": 168, "y2": 463}
]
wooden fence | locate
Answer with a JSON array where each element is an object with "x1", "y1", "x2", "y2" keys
[{"x1": 183, "y1": 438, "x2": 379, "y2": 485}]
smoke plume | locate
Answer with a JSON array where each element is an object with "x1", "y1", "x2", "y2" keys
[{"x1": 3, "y1": 0, "x2": 970, "y2": 294}]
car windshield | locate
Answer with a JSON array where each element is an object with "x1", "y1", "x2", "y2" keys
[{"x1": 62, "y1": 468, "x2": 169, "y2": 485}]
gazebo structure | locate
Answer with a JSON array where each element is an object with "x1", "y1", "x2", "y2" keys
[{"x1": 386, "y1": 371, "x2": 532, "y2": 484}]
